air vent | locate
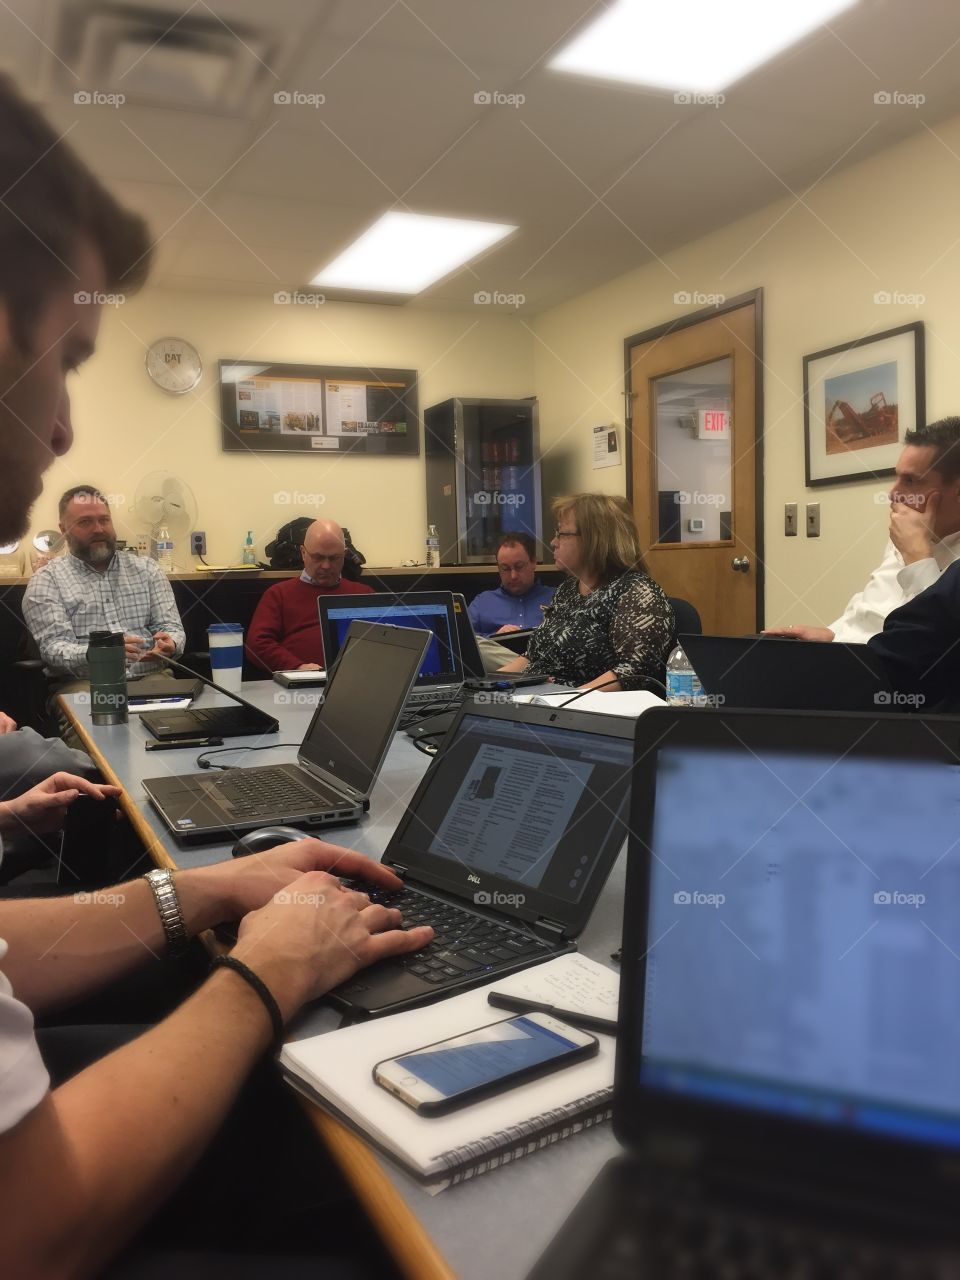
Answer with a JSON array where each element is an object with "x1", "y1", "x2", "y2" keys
[{"x1": 50, "y1": 1, "x2": 289, "y2": 114}]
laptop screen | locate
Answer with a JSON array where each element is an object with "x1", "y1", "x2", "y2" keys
[
  {"x1": 298, "y1": 624, "x2": 426, "y2": 794},
  {"x1": 640, "y1": 741, "x2": 960, "y2": 1149},
  {"x1": 392, "y1": 711, "x2": 633, "y2": 907},
  {"x1": 320, "y1": 594, "x2": 460, "y2": 687}
]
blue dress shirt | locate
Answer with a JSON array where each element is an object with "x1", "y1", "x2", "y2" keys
[{"x1": 467, "y1": 580, "x2": 556, "y2": 636}]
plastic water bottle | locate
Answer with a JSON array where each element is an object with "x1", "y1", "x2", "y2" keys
[
  {"x1": 425, "y1": 524, "x2": 440, "y2": 568},
  {"x1": 665, "y1": 644, "x2": 703, "y2": 706},
  {"x1": 242, "y1": 530, "x2": 256, "y2": 566},
  {"x1": 155, "y1": 524, "x2": 174, "y2": 573}
]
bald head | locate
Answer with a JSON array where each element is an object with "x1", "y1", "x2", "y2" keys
[{"x1": 301, "y1": 518, "x2": 346, "y2": 587}]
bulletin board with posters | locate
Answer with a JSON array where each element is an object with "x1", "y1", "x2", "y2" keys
[{"x1": 219, "y1": 360, "x2": 420, "y2": 455}]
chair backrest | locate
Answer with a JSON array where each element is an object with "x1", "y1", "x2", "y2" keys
[{"x1": 667, "y1": 595, "x2": 702, "y2": 639}]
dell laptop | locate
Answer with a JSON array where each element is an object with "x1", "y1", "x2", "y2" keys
[
  {"x1": 319, "y1": 591, "x2": 464, "y2": 708},
  {"x1": 529, "y1": 706, "x2": 960, "y2": 1278},
  {"x1": 142, "y1": 621, "x2": 429, "y2": 842},
  {"x1": 451, "y1": 592, "x2": 546, "y2": 689},
  {"x1": 681, "y1": 632, "x2": 895, "y2": 711},
  {"x1": 328, "y1": 697, "x2": 635, "y2": 1016}
]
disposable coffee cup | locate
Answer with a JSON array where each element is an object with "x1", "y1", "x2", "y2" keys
[{"x1": 208, "y1": 622, "x2": 244, "y2": 693}]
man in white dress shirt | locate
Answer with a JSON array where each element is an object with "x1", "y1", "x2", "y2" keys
[{"x1": 765, "y1": 420, "x2": 960, "y2": 642}]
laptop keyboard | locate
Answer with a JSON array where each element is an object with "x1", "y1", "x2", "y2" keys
[
  {"x1": 215, "y1": 767, "x2": 341, "y2": 820},
  {"x1": 593, "y1": 1189, "x2": 954, "y2": 1279},
  {"x1": 343, "y1": 881, "x2": 555, "y2": 984},
  {"x1": 406, "y1": 684, "x2": 463, "y2": 706}
]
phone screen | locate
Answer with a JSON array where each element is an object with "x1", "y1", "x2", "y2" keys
[{"x1": 392, "y1": 1016, "x2": 585, "y2": 1098}]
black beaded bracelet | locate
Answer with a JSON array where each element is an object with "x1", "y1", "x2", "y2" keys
[{"x1": 210, "y1": 955, "x2": 285, "y2": 1047}]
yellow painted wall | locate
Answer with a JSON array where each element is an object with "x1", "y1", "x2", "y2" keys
[
  {"x1": 34, "y1": 293, "x2": 533, "y2": 567},
  {"x1": 530, "y1": 114, "x2": 960, "y2": 627},
  {"x1": 32, "y1": 111, "x2": 960, "y2": 628}
]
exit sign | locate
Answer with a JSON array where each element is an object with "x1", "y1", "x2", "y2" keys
[{"x1": 697, "y1": 408, "x2": 730, "y2": 440}]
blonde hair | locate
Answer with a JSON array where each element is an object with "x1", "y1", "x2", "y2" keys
[{"x1": 552, "y1": 493, "x2": 647, "y2": 584}]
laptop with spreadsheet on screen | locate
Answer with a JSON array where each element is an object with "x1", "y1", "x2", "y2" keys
[
  {"x1": 318, "y1": 591, "x2": 464, "y2": 707},
  {"x1": 529, "y1": 707, "x2": 960, "y2": 1279},
  {"x1": 142, "y1": 621, "x2": 428, "y2": 842},
  {"x1": 328, "y1": 698, "x2": 635, "y2": 1017}
]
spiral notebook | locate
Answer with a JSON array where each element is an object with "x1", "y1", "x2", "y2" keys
[{"x1": 280, "y1": 954, "x2": 618, "y2": 1193}]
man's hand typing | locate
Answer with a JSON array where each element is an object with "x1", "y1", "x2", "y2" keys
[{"x1": 230, "y1": 872, "x2": 433, "y2": 1020}]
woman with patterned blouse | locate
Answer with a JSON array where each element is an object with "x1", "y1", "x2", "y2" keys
[{"x1": 497, "y1": 494, "x2": 674, "y2": 692}]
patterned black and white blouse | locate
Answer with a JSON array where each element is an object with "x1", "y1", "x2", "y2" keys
[{"x1": 524, "y1": 571, "x2": 674, "y2": 690}]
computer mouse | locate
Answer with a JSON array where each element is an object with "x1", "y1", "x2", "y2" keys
[{"x1": 231, "y1": 825, "x2": 307, "y2": 858}]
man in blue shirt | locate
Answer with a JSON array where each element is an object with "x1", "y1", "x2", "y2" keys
[{"x1": 467, "y1": 532, "x2": 555, "y2": 637}]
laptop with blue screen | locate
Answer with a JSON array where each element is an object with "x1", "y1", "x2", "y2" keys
[
  {"x1": 318, "y1": 591, "x2": 463, "y2": 708},
  {"x1": 530, "y1": 707, "x2": 960, "y2": 1278}
]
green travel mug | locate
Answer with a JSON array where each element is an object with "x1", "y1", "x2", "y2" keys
[{"x1": 87, "y1": 630, "x2": 128, "y2": 725}]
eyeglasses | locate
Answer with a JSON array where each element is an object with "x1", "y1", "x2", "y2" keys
[{"x1": 552, "y1": 529, "x2": 580, "y2": 539}]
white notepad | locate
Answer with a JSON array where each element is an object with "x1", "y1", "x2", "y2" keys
[
  {"x1": 281, "y1": 953, "x2": 619, "y2": 1192},
  {"x1": 512, "y1": 689, "x2": 666, "y2": 717}
]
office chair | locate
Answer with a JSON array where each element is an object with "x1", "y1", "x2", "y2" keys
[{"x1": 667, "y1": 596, "x2": 702, "y2": 639}]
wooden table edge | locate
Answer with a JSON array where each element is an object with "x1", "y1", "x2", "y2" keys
[
  {"x1": 58, "y1": 695, "x2": 177, "y2": 871},
  {"x1": 60, "y1": 695, "x2": 458, "y2": 1280}
]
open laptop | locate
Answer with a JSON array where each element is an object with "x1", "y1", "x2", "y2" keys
[
  {"x1": 142, "y1": 621, "x2": 429, "y2": 842},
  {"x1": 681, "y1": 632, "x2": 895, "y2": 711},
  {"x1": 328, "y1": 698, "x2": 635, "y2": 1016},
  {"x1": 451, "y1": 592, "x2": 546, "y2": 689},
  {"x1": 319, "y1": 591, "x2": 464, "y2": 709},
  {"x1": 529, "y1": 706, "x2": 960, "y2": 1278}
]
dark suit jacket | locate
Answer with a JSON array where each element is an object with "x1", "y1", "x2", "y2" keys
[{"x1": 868, "y1": 560, "x2": 960, "y2": 710}]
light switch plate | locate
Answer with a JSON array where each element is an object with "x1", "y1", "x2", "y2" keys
[
  {"x1": 785, "y1": 503, "x2": 798, "y2": 536},
  {"x1": 806, "y1": 503, "x2": 820, "y2": 537}
]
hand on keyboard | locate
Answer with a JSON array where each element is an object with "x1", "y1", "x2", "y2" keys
[
  {"x1": 232, "y1": 870, "x2": 435, "y2": 1019},
  {"x1": 205, "y1": 839, "x2": 413, "y2": 920},
  {"x1": 340, "y1": 879, "x2": 554, "y2": 986}
]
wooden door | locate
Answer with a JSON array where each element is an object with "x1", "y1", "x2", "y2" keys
[{"x1": 626, "y1": 294, "x2": 762, "y2": 635}]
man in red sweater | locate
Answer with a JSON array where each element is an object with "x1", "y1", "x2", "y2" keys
[{"x1": 246, "y1": 519, "x2": 374, "y2": 673}]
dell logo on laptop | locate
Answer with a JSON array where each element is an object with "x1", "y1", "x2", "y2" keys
[{"x1": 467, "y1": 873, "x2": 481, "y2": 885}]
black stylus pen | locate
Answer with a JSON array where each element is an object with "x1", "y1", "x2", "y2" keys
[{"x1": 487, "y1": 992, "x2": 618, "y2": 1037}]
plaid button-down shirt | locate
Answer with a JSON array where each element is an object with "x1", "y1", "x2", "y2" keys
[{"x1": 22, "y1": 551, "x2": 186, "y2": 678}]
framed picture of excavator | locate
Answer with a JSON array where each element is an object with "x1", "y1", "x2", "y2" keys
[{"x1": 803, "y1": 321, "x2": 924, "y2": 487}]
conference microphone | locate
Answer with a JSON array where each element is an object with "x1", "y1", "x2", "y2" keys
[{"x1": 156, "y1": 653, "x2": 278, "y2": 729}]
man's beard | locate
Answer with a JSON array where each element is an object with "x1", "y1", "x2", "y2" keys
[{"x1": 74, "y1": 538, "x2": 116, "y2": 565}]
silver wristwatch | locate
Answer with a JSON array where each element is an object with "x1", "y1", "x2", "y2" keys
[{"x1": 144, "y1": 868, "x2": 189, "y2": 954}]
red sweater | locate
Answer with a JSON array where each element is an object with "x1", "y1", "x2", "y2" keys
[{"x1": 245, "y1": 577, "x2": 374, "y2": 673}]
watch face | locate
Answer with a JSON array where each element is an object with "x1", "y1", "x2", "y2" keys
[{"x1": 146, "y1": 338, "x2": 202, "y2": 394}]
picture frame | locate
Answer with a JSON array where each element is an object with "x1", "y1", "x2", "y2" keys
[
  {"x1": 219, "y1": 360, "x2": 420, "y2": 456},
  {"x1": 803, "y1": 322, "x2": 924, "y2": 487}
]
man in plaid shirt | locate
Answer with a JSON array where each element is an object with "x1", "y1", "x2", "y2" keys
[{"x1": 23, "y1": 486, "x2": 185, "y2": 679}]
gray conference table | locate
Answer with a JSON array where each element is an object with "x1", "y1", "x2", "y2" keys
[{"x1": 61, "y1": 680, "x2": 627, "y2": 1280}]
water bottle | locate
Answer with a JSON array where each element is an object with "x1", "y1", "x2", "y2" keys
[
  {"x1": 665, "y1": 644, "x2": 703, "y2": 706},
  {"x1": 242, "y1": 530, "x2": 256, "y2": 566},
  {"x1": 425, "y1": 524, "x2": 440, "y2": 569},
  {"x1": 87, "y1": 630, "x2": 127, "y2": 725},
  {"x1": 155, "y1": 524, "x2": 174, "y2": 573}
]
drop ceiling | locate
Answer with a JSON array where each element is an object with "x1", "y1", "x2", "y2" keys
[{"x1": 5, "y1": 0, "x2": 960, "y2": 312}]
